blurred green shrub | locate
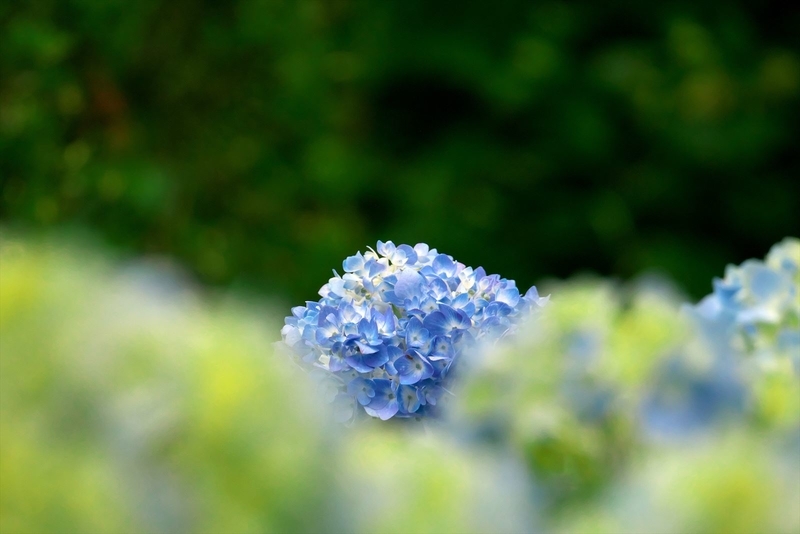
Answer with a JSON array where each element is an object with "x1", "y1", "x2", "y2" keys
[
  {"x1": 0, "y1": 236, "x2": 338, "y2": 533},
  {"x1": 1, "y1": 235, "x2": 798, "y2": 534},
  {"x1": 336, "y1": 426, "x2": 534, "y2": 534},
  {"x1": 456, "y1": 281, "x2": 685, "y2": 510},
  {"x1": 0, "y1": 235, "x2": 532, "y2": 534},
  {"x1": 455, "y1": 276, "x2": 800, "y2": 530},
  {"x1": 555, "y1": 435, "x2": 800, "y2": 534}
]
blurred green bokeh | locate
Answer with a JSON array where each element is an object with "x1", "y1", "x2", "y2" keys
[
  {"x1": 455, "y1": 276, "x2": 799, "y2": 533},
  {"x1": 0, "y1": 237, "x2": 339, "y2": 533},
  {"x1": 0, "y1": 237, "x2": 537, "y2": 533},
  {"x1": 2, "y1": 237, "x2": 798, "y2": 533},
  {"x1": 1, "y1": 1, "x2": 798, "y2": 302}
]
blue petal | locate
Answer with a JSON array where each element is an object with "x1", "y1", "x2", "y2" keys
[
  {"x1": 484, "y1": 301, "x2": 512, "y2": 318},
  {"x1": 409, "y1": 331, "x2": 431, "y2": 350},
  {"x1": 339, "y1": 304, "x2": 360, "y2": 323},
  {"x1": 376, "y1": 308, "x2": 397, "y2": 336},
  {"x1": 354, "y1": 340, "x2": 379, "y2": 354},
  {"x1": 385, "y1": 344, "x2": 403, "y2": 360},
  {"x1": 460, "y1": 302, "x2": 476, "y2": 317},
  {"x1": 342, "y1": 273, "x2": 361, "y2": 290},
  {"x1": 345, "y1": 344, "x2": 387, "y2": 372},
  {"x1": 422, "y1": 311, "x2": 449, "y2": 336},
  {"x1": 523, "y1": 286, "x2": 539, "y2": 300},
  {"x1": 347, "y1": 377, "x2": 376, "y2": 405},
  {"x1": 523, "y1": 286, "x2": 549, "y2": 307},
  {"x1": 394, "y1": 269, "x2": 425, "y2": 300},
  {"x1": 395, "y1": 351, "x2": 434, "y2": 385},
  {"x1": 430, "y1": 336, "x2": 452, "y2": 357},
  {"x1": 362, "y1": 345, "x2": 390, "y2": 368},
  {"x1": 393, "y1": 355, "x2": 413, "y2": 374},
  {"x1": 442, "y1": 303, "x2": 466, "y2": 325},
  {"x1": 397, "y1": 244, "x2": 418, "y2": 265},
  {"x1": 432, "y1": 254, "x2": 457, "y2": 277},
  {"x1": 428, "y1": 278, "x2": 449, "y2": 300},
  {"x1": 390, "y1": 248, "x2": 408, "y2": 265},
  {"x1": 419, "y1": 297, "x2": 438, "y2": 315},
  {"x1": 315, "y1": 328, "x2": 333, "y2": 346},
  {"x1": 342, "y1": 252, "x2": 364, "y2": 273},
  {"x1": 496, "y1": 286, "x2": 520, "y2": 307},
  {"x1": 327, "y1": 277, "x2": 346, "y2": 297},
  {"x1": 382, "y1": 290, "x2": 403, "y2": 305},
  {"x1": 366, "y1": 258, "x2": 386, "y2": 278},
  {"x1": 364, "y1": 401, "x2": 399, "y2": 420},
  {"x1": 344, "y1": 356, "x2": 373, "y2": 373},
  {"x1": 367, "y1": 379, "x2": 397, "y2": 409},
  {"x1": 405, "y1": 317, "x2": 431, "y2": 348},
  {"x1": 317, "y1": 307, "x2": 338, "y2": 324},
  {"x1": 358, "y1": 318, "x2": 379, "y2": 341},
  {"x1": 377, "y1": 240, "x2": 396, "y2": 257},
  {"x1": 439, "y1": 304, "x2": 471, "y2": 331},
  {"x1": 450, "y1": 293, "x2": 470, "y2": 309},
  {"x1": 398, "y1": 385, "x2": 421, "y2": 413}
]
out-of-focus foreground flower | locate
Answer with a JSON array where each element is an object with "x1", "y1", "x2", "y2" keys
[
  {"x1": 279, "y1": 241, "x2": 547, "y2": 421},
  {"x1": 456, "y1": 237, "x2": 800, "y2": 532},
  {"x1": 693, "y1": 237, "x2": 799, "y2": 358},
  {"x1": 0, "y1": 236, "x2": 531, "y2": 534},
  {"x1": 2, "y1": 234, "x2": 798, "y2": 534},
  {"x1": 690, "y1": 237, "x2": 800, "y2": 429},
  {"x1": 0, "y1": 237, "x2": 337, "y2": 533}
]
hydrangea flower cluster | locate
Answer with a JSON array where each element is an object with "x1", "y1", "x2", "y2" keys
[
  {"x1": 692, "y1": 237, "x2": 800, "y2": 369},
  {"x1": 281, "y1": 241, "x2": 547, "y2": 421}
]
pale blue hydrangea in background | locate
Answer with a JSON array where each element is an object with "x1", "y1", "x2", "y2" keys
[
  {"x1": 681, "y1": 237, "x2": 800, "y2": 436},
  {"x1": 642, "y1": 237, "x2": 800, "y2": 439},
  {"x1": 280, "y1": 241, "x2": 547, "y2": 421},
  {"x1": 692, "y1": 237, "x2": 800, "y2": 368},
  {"x1": 635, "y1": 239, "x2": 798, "y2": 442}
]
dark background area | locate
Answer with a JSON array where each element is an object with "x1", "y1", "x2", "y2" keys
[{"x1": 2, "y1": 0, "x2": 798, "y2": 302}]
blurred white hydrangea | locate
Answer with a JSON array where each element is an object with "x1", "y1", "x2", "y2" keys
[
  {"x1": 689, "y1": 237, "x2": 800, "y2": 429},
  {"x1": 693, "y1": 237, "x2": 800, "y2": 367}
]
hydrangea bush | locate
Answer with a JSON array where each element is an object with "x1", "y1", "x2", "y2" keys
[{"x1": 280, "y1": 241, "x2": 548, "y2": 421}]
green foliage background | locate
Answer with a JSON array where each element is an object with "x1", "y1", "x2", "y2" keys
[{"x1": 2, "y1": 0, "x2": 798, "y2": 301}]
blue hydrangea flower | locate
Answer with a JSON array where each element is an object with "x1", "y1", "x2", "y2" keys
[
  {"x1": 641, "y1": 237, "x2": 800, "y2": 439},
  {"x1": 280, "y1": 241, "x2": 547, "y2": 421},
  {"x1": 690, "y1": 237, "x2": 800, "y2": 370}
]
